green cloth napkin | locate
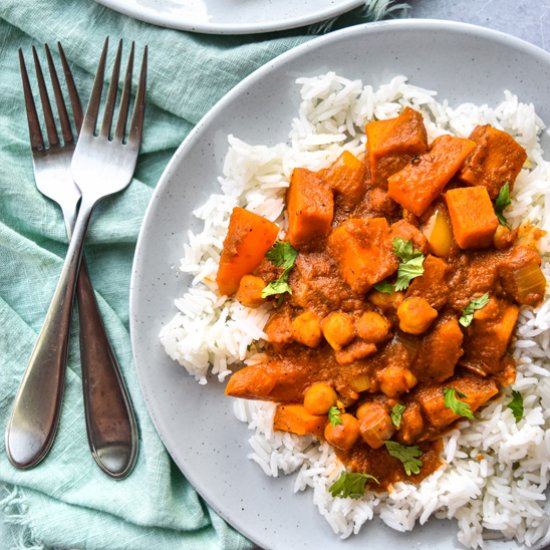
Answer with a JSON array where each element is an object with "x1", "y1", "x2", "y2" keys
[{"x1": 0, "y1": 1, "x2": 405, "y2": 548}]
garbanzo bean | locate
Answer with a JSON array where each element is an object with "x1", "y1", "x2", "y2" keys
[
  {"x1": 303, "y1": 383, "x2": 337, "y2": 415},
  {"x1": 292, "y1": 311, "x2": 322, "y2": 348},
  {"x1": 356, "y1": 311, "x2": 391, "y2": 343},
  {"x1": 378, "y1": 366, "x2": 417, "y2": 398},
  {"x1": 321, "y1": 312, "x2": 355, "y2": 350},
  {"x1": 397, "y1": 297, "x2": 438, "y2": 334},
  {"x1": 324, "y1": 413, "x2": 360, "y2": 451}
]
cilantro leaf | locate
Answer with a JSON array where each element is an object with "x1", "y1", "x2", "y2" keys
[
  {"x1": 508, "y1": 390, "x2": 524, "y2": 422},
  {"x1": 392, "y1": 238, "x2": 425, "y2": 291},
  {"x1": 459, "y1": 292, "x2": 490, "y2": 327},
  {"x1": 261, "y1": 241, "x2": 298, "y2": 299},
  {"x1": 494, "y1": 182, "x2": 511, "y2": 228},
  {"x1": 384, "y1": 441, "x2": 423, "y2": 476},
  {"x1": 374, "y1": 280, "x2": 394, "y2": 294},
  {"x1": 265, "y1": 241, "x2": 298, "y2": 270},
  {"x1": 443, "y1": 387, "x2": 475, "y2": 420},
  {"x1": 261, "y1": 278, "x2": 292, "y2": 298},
  {"x1": 391, "y1": 403, "x2": 406, "y2": 429},
  {"x1": 328, "y1": 471, "x2": 379, "y2": 499},
  {"x1": 328, "y1": 406, "x2": 343, "y2": 426}
]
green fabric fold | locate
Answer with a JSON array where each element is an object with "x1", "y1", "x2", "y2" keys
[{"x1": 0, "y1": 0, "x2": 405, "y2": 548}]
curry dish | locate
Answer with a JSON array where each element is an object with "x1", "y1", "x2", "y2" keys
[{"x1": 216, "y1": 107, "x2": 547, "y2": 492}]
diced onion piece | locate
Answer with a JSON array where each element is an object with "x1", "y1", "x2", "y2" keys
[
  {"x1": 423, "y1": 206, "x2": 453, "y2": 257},
  {"x1": 512, "y1": 261, "x2": 547, "y2": 303},
  {"x1": 349, "y1": 374, "x2": 375, "y2": 393}
]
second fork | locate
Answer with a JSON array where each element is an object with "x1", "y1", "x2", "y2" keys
[{"x1": 6, "y1": 41, "x2": 141, "y2": 478}]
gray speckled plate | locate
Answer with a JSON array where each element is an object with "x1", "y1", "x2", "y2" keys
[
  {"x1": 130, "y1": 20, "x2": 550, "y2": 550},
  {"x1": 94, "y1": 0, "x2": 363, "y2": 35}
]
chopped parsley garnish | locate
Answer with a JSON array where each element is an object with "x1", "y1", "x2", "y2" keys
[
  {"x1": 392, "y1": 237, "x2": 425, "y2": 291},
  {"x1": 459, "y1": 292, "x2": 490, "y2": 327},
  {"x1": 328, "y1": 406, "x2": 343, "y2": 426},
  {"x1": 374, "y1": 280, "x2": 394, "y2": 294},
  {"x1": 443, "y1": 387, "x2": 475, "y2": 420},
  {"x1": 384, "y1": 441, "x2": 423, "y2": 476},
  {"x1": 494, "y1": 182, "x2": 511, "y2": 228},
  {"x1": 328, "y1": 471, "x2": 379, "y2": 499},
  {"x1": 390, "y1": 403, "x2": 406, "y2": 429},
  {"x1": 508, "y1": 390, "x2": 524, "y2": 422},
  {"x1": 261, "y1": 241, "x2": 298, "y2": 299}
]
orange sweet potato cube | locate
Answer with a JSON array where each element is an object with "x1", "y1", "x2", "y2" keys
[
  {"x1": 216, "y1": 207, "x2": 279, "y2": 296},
  {"x1": 320, "y1": 150, "x2": 366, "y2": 206},
  {"x1": 444, "y1": 186, "x2": 499, "y2": 249},
  {"x1": 387, "y1": 135, "x2": 476, "y2": 217},
  {"x1": 327, "y1": 217, "x2": 398, "y2": 294},
  {"x1": 273, "y1": 404, "x2": 326, "y2": 437},
  {"x1": 366, "y1": 107, "x2": 428, "y2": 187},
  {"x1": 459, "y1": 125, "x2": 527, "y2": 199},
  {"x1": 287, "y1": 168, "x2": 334, "y2": 248}
]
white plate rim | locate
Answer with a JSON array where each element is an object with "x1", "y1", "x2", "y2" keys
[
  {"x1": 94, "y1": 0, "x2": 365, "y2": 35},
  {"x1": 129, "y1": 19, "x2": 550, "y2": 549}
]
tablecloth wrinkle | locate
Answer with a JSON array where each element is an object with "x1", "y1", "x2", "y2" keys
[{"x1": 0, "y1": 0, "x2": 403, "y2": 548}]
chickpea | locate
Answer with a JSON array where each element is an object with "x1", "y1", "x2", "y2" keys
[
  {"x1": 356, "y1": 311, "x2": 391, "y2": 343},
  {"x1": 493, "y1": 224, "x2": 515, "y2": 250},
  {"x1": 303, "y1": 383, "x2": 337, "y2": 415},
  {"x1": 292, "y1": 311, "x2": 322, "y2": 348},
  {"x1": 397, "y1": 297, "x2": 437, "y2": 335},
  {"x1": 324, "y1": 413, "x2": 360, "y2": 451},
  {"x1": 378, "y1": 366, "x2": 417, "y2": 398},
  {"x1": 236, "y1": 275, "x2": 266, "y2": 308},
  {"x1": 321, "y1": 312, "x2": 355, "y2": 350},
  {"x1": 358, "y1": 402, "x2": 395, "y2": 449}
]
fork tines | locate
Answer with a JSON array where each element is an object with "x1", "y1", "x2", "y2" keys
[
  {"x1": 19, "y1": 44, "x2": 82, "y2": 152},
  {"x1": 82, "y1": 38, "x2": 147, "y2": 146}
]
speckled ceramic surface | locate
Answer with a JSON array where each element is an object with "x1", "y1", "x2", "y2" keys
[
  {"x1": 94, "y1": 0, "x2": 364, "y2": 34},
  {"x1": 130, "y1": 20, "x2": 550, "y2": 550}
]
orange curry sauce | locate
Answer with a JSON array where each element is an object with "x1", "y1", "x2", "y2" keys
[{"x1": 218, "y1": 107, "x2": 546, "y2": 490}]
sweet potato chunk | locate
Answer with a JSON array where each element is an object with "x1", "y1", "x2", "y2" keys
[
  {"x1": 357, "y1": 402, "x2": 394, "y2": 449},
  {"x1": 366, "y1": 107, "x2": 429, "y2": 187},
  {"x1": 287, "y1": 168, "x2": 334, "y2": 248},
  {"x1": 459, "y1": 125, "x2": 527, "y2": 199},
  {"x1": 397, "y1": 402, "x2": 424, "y2": 445},
  {"x1": 413, "y1": 315, "x2": 463, "y2": 382},
  {"x1": 416, "y1": 374, "x2": 498, "y2": 428},
  {"x1": 236, "y1": 275, "x2": 266, "y2": 308},
  {"x1": 461, "y1": 300, "x2": 519, "y2": 375},
  {"x1": 216, "y1": 207, "x2": 279, "y2": 296},
  {"x1": 320, "y1": 151, "x2": 366, "y2": 206},
  {"x1": 445, "y1": 186, "x2": 499, "y2": 249},
  {"x1": 274, "y1": 404, "x2": 326, "y2": 437},
  {"x1": 225, "y1": 360, "x2": 309, "y2": 402},
  {"x1": 327, "y1": 218, "x2": 398, "y2": 294},
  {"x1": 406, "y1": 255, "x2": 449, "y2": 309},
  {"x1": 388, "y1": 135, "x2": 476, "y2": 216}
]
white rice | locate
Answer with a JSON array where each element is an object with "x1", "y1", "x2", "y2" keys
[{"x1": 160, "y1": 73, "x2": 550, "y2": 548}]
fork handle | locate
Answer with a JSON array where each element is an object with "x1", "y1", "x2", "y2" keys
[
  {"x1": 5, "y1": 198, "x2": 94, "y2": 468},
  {"x1": 76, "y1": 261, "x2": 137, "y2": 478}
]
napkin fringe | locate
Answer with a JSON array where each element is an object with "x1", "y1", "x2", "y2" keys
[
  {"x1": 306, "y1": 0, "x2": 410, "y2": 35},
  {"x1": 0, "y1": 485, "x2": 45, "y2": 550}
]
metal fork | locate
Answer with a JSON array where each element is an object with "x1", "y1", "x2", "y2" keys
[{"x1": 5, "y1": 40, "x2": 145, "y2": 477}]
